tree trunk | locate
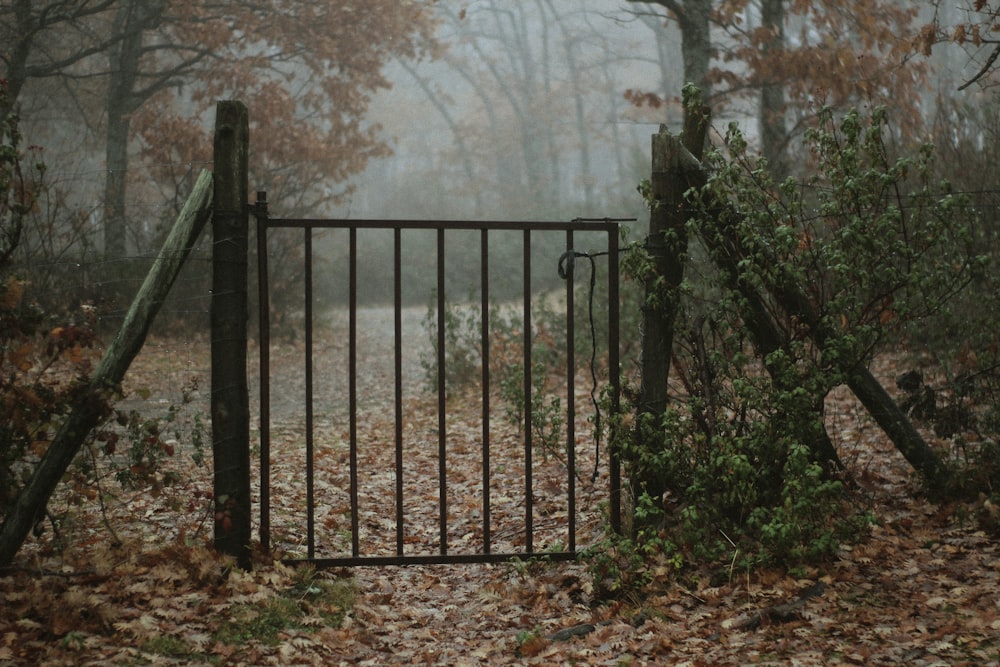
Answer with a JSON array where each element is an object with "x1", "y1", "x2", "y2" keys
[
  {"x1": 630, "y1": 0, "x2": 713, "y2": 99},
  {"x1": 1, "y1": 0, "x2": 32, "y2": 124},
  {"x1": 0, "y1": 170, "x2": 213, "y2": 568},
  {"x1": 676, "y1": 0, "x2": 713, "y2": 97},
  {"x1": 103, "y1": 0, "x2": 165, "y2": 260},
  {"x1": 540, "y1": 0, "x2": 594, "y2": 208},
  {"x1": 104, "y1": 2, "x2": 139, "y2": 260},
  {"x1": 760, "y1": 0, "x2": 788, "y2": 182},
  {"x1": 103, "y1": 114, "x2": 130, "y2": 260}
]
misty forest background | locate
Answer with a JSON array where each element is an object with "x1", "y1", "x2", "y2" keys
[{"x1": 3, "y1": 1, "x2": 998, "y2": 315}]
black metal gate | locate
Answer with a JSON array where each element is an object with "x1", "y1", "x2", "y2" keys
[{"x1": 253, "y1": 193, "x2": 622, "y2": 566}]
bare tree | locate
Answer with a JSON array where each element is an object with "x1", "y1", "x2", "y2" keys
[
  {"x1": 626, "y1": 0, "x2": 929, "y2": 163},
  {"x1": 626, "y1": 0, "x2": 713, "y2": 100},
  {"x1": 920, "y1": 0, "x2": 1000, "y2": 90},
  {"x1": 0, "y1": 0, "x2": 118, "y2": 122}
]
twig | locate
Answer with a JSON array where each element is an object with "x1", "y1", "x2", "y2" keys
[
  {"x1": 729, "y1": 581, "x2": 827, "y2": 631},
  {"x1": 84, "y1": 441, "x2": 123, "y2": 547},
  {"x1": 958, "y1": 43, "x2": 1000, "y2": 91},
  {"x1": 719, "y1": 529, "x2": 740, "y2": 586}
]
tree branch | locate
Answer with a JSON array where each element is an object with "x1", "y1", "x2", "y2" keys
[{"x1": 958, "y1": 42, "x2": 1000, "y2": 90}]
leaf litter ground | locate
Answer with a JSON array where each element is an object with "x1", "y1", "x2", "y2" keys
[{"x1": 1, "y1": 308, "x2": 999, "y2": 665}]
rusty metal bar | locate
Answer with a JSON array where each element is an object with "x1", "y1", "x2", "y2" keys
[
  {"x1": 305, "y1": 228, "x2": 315, "y2": 559},
  {"x1": 523, "y1": 230, "x2": 533, "y2": 553},
  {"x1": 302, "y1": 550, "x2": 579, "y2": 568},
  {"x1": 263, "y1": 218, "x2": 616, "y2": 231},
  {"x1": 349, "y1": 227, "x2": 359, "y2": 557},
  {"x1": 437, "y1": 228, "x2": 448, "y2": 555},
  {"x1": 394, "y1": 228, "x2": 404, "y2": 556},
  {"x1": 608, "y1": 226, "x2": 622, "y2": 535},
  {"x1": 566, "y1": 230, "x2": 576, "y2": 553},
  {"x1": 255, "y1": 192, "x2": 271, "y2": 552},
  {"x1": 480, "y1": 229, "x2": 491, "y2": 555}
]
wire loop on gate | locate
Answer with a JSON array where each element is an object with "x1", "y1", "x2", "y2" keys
[{"x1": 558, "y1": 249, "x2": 609, "y2": 483}]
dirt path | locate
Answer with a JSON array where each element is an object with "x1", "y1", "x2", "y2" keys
[{"x1": 258, "y1": 306, "x2": 431, "y2": 423}]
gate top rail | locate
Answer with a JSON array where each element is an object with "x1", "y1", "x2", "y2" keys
[{"x1": 255, "y1": 215, "x2": 629, "y2": 233}]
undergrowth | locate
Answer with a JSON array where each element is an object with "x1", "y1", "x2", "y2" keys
[{"x1": 592, "y1": 104, "x2": 991, "y2": 595}]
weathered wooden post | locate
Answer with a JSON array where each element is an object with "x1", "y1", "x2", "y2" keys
[
  {"x1": 0, "y1": 170, "x2": 213, "y2": 567},
  {"x1": 630, "y1": 101, "x2": 710, "y2": 534},
  {"x1": 637, "y1": 127, "x2": 684, "y2": 420},
  {"x1": 671, "y1": 105, "x2": 946, "y2": 490},
  {"x1": 631, "y1": 128, "x2": 690, "y2": 532},
  {"x1": 211, "y1": 101, "x2": 252, "y2": 569}
]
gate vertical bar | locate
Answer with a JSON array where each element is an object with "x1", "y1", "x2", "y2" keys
[
  {"x1": 304, "y1": 228, "x2": 315, "y2": 558},
  {"x1": 394, "y1": 228, "x2": 404, "y2": 556},
  {"x1": 480, "y1": 229, "x2": 491, "y2": 554},
  {"x1": 608, "y1": 225, "x2": 622, "y2": 534},
  {"x1": 255, "y1": 193, "x2": 271, "y2": 552},
  {"x1": 523, "y1": 230, "x2": 533, "y2": 553},
  {"x1": 437, "y1": 228, "x2": 448, "y2": 555},
  {"x1": 349, "y1": 227, "x2": 360, "y2": 557},
  {"x1": 565, "y1": 230, "x2": 576, "y2": 552}
]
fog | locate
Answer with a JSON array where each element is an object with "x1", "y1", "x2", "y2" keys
[
  {"x1": 5, "y1": 0, "x2": 990, "y2": 317},
  {"x1": 328, "y1": 1, "x2": 679, "y2": 224}
]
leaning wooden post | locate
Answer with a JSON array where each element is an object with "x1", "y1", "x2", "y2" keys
[
  {"x1": 0, "y1": 170, "x2": 213, "y2": 568},
  {"x1": 671, "y1": 137, "x2": 949, "y2": 491},
  {"x1": 211, "y1": 101, "x2": 252, "y2": 569}
]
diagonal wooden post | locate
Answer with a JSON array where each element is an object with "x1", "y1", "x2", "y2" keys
[
  {"x1": 0, "y1": 170, "x2": 213, "y2": 568},
  {"x1": 211, "y1": 101, "x2": 252, "y2": 569},
  {"x1": 675, "y1": 140, "x2": 949, "y2": 491}
]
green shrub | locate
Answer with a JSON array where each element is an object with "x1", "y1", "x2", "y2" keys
[{"x1": 618, "y1": 105, "x2": 978, "y2": 574}]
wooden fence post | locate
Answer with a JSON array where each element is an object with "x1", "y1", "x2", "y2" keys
[
  {"x1": 631, "y1": 127, "x2": 697, "y2": 531},
  {"x1": 0, "y1": 170, "x2": 213, "y2": 568},
  {"x1": 637, "y1": 126, "x2": 684, "y2": 419},
  {"x1": 630, "y1": 104, "x2": 710, "y2": 533},
  {"x1": 636, "y1": 109, "x2": 710, "y2": 420},
  {"x1": 211, "y1": 101, "x2": 252, "y2": 569}
]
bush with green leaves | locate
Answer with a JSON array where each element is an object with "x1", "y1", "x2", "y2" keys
[
  {"x1": 901, "y1": 94, "x2": 1000, "y2": 524},
  {"x1": 619, "y1": 105, "x2": 982, "y2": 573}
]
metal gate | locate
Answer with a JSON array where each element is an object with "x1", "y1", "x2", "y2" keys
[{"x1": 253, "y1": 193, "x2": 622, "y2": 566}]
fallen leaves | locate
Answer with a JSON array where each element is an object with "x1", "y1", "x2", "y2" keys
[{"x1": 2, "y1": 324, "x2": 1000, "y2": 664}]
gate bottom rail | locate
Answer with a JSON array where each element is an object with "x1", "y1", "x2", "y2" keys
[{"x1": 284, "y1": 550, "x2": 580, "y2": 568}]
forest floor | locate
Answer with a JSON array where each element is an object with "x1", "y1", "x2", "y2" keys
[{"x1": 1, "y1": 309, "x2": 999, "y2": 666}]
